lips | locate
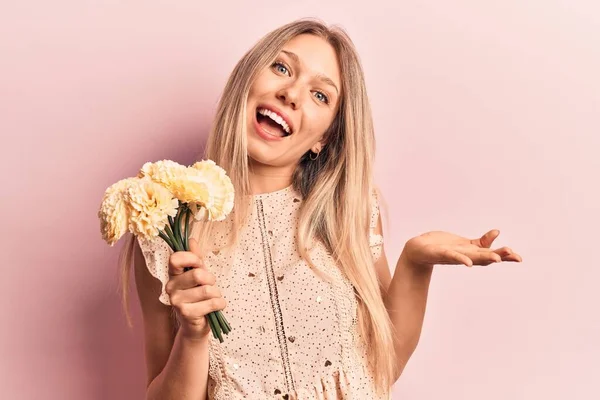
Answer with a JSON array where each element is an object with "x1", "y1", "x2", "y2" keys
[
  {"x1": 253, "y1": 113, "x2": 285, "y2": 142},
  {"x1": 256, "y1": 111, "x2": 288, "y2": 137},
  {"x1": 255, "y1": 104, "x2": 294, "y2": 135}
]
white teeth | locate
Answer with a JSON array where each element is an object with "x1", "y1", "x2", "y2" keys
[{"x1": 257, "y1": 108, "x2": 291, "y2": 134}]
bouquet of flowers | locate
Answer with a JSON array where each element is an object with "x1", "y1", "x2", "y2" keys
[{"x1": 98, "y1": 159, "x2": 234, "y2": 342}]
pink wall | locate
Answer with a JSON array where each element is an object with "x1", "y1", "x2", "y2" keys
[{"x1": 2, "y1": 1, "x2": 598, "y2": 399}]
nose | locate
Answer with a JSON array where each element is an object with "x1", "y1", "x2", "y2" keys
[{"x1": 276, "y1": 82, "x2": 302, "y2": 110}]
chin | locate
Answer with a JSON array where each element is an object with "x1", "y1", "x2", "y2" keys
[{"x1": 247, "y1": 139, "x2": 276, "y2": 165}]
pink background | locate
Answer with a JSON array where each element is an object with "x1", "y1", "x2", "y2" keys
[{"x1": 2, "y1": 1, "x2": 598, "y2": 399}]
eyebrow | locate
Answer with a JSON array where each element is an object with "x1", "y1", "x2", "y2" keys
[{"x1": 281, "y1": 50, "x2": 339, "y2": 95}]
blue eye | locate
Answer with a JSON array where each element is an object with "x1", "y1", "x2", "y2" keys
[
  {"x1": 314, "y1": 91, "x2": 329, "y2": 104},
  {"x1": 272, "y1": 61, "x2": 290, "y2": 76}
]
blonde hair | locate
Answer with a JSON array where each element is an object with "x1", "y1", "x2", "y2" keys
[{"x1": 119, "y1": 18, "x2": 397, "y2": 395}]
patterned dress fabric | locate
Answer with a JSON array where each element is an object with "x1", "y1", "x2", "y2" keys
[{"x1": 138, "y1": 185, "x2": 388, "y2": 399}]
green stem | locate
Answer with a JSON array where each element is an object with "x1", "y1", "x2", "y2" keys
[
  {"x1": 206, "y1": 314, "x2": 219, "y2": 341},
  {"x1": 215, "y1": 311, "x2": 226, "y2": 334},
  {"x1": 174, "y1": 203, "x2": 185, "y2": 249},
  {"x1": 167, "y1": 215, "x2": 183, "y2": 250},
  {"x1": 158, "y1": 231, "x2": 174, "y2": 250},
  {"x1": 184, "y1": 207, "x2": 191, "y2": 250},
  {"x1": 164, "y1": 223, "x2": 182, "y2": 251},
  {"x1": 178, "y1": 203, "x2": 188, "y2": 250},
  {"x1": 216, "y1": 311, "x2": 231, "y2": 334},
  {"x1": 221, "y1": 311, "x2": 231, "y2": 331},
  {"x1": 208, "y1": 312, "x2": 224, "y2": 343}
]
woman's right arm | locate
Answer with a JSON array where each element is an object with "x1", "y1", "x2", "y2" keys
[{"x1": 133, "y1": 238, "x2": 224, "y2": 400}]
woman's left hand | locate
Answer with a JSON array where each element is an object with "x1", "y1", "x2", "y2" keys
[{"x1": 401, "y1": 229, "x2": 523, "y2": 268}]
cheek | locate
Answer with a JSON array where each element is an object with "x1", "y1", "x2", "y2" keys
[
  {"x1": 302, "y1": 109, "x2": 334, "y2": 139},
  {"x1": 248, "y1": 72, "x2": 275, "y2": 97}
]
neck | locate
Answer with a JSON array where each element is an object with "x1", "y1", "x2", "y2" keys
[{"x1": 248, "y1": 159, "x2": 294, "y2": 195}]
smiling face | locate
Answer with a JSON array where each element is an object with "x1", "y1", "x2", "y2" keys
[{"x1": 246, "y1": 34, "x2": 342, "y2": 171}]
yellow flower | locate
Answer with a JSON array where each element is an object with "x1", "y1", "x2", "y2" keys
[
  {"x1": 190, "y1": 160, "x2": 235, "y2": 221},
  {"x1": 98, "y1": 177, "x2": 138, "y2": 246},
  {"x1": 124, "y1": 178, "x2": 179, "y2": 239},
  {"x1": 137, "y1": 160, "x2": 187, "y2": 192},
  {"x1": 99, "y1": 159, "x2": 234, "y2": 247},
  {"x1": 168, "y1": 171, "x2": 211, "y2": 206}
]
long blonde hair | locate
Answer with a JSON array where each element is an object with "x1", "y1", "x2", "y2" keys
[{"x1": 119, "y1": 18, "x2": 397, "y2": 394}]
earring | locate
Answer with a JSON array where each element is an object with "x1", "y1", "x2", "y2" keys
[{"x1": 309, "y1": 150, "x2": 320, "y2": 161}]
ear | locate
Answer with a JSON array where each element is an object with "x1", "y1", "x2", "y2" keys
[{"x1": 311, "y1": 136, "x2": 327, "y2": 154}]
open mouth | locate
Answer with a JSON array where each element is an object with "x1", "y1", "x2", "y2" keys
[{"x1": 256, "y1": 107, "x2": 292, "y2": 138}]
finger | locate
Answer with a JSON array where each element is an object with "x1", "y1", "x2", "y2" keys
[
  {"x1": 471, "y1": 248, "x2": 525, "y2": 265},
  {"x1": 182, "y1": 267, "x2": 216, "y2": 287},
  {"x1": 188, "y1": 237, "x2": 204, "y2": 258},
  {"x1": 169, "y1": 284, "x2": 222, "y2": 305},
  {"x1": 499, "y1": 252, "x2": 523, "y2": 262},
  {"x1": 168, "y1": 252, "x2": 205, "y2": 277},
  {"x1": 445, "y1": 244, "x2": 502, "y2": 264},
  {"x1": 178, "y1": 297, "x2": 228, "y2": 319},
  {"x1": 493, "y1": 246, "x2": 513, "y2": 255},
  {"x1": 492, "y1": 247, "x2": 523, "y2": 262},
  {"x1": 466, "y1": 246, "x2": 506, "y2": 254},
  {"x1": 471, "y1": 251, "x2": 502, "y2": 265},
  {"x1": 439, "y1": 248, "x2": 473, "y2": 267},
  {"x1": 471, "y1": 229, "x2": 500, "y2": 248},
  {"x1": 455, "y1": 245, "x2": 502, "y2": 255},
  {"x1": 166, "y1": 267, "x2": 216, "y2": 293}
]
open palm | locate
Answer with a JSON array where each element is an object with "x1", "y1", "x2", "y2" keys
[{"x1": 403, "y1": 229, "x2": 523, "y2": 267}]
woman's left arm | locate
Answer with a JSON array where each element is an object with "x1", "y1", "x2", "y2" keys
[
  {"x1": 372, "y1": 215, "x2": 522, "y2": 382},
  {"x1": 382, "y1": 250, "x2": 433, "y2": 382},
  {"x1": 371, "y1": 216, "x2": 433, "y2": 382}
]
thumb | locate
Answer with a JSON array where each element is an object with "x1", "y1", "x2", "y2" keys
[
  {"x1": 187, "y1": 236, "x2": 204, "y2": 258},
  {"x1": 480, "y1": 229, "x2": 500, "y2": 248},
  {"x1": 470, "y1": 229, "x2": 500, "y2": 248}
]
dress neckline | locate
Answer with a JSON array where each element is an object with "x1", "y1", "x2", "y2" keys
[{"x1": 250, "y1": 184, "x2": 297, "y2": 201}]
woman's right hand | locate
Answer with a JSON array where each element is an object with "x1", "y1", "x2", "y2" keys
[{"x1": 165, "y1": 237, "x2": 227, "y2": 341}]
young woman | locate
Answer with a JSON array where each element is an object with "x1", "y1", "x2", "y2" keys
[{"x1": 120, "y1": 19, "x2": 522, "y2": 400}]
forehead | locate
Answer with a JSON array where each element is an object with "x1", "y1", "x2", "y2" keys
[{"x1": 281, "y1": 34, "x2": 341, "y2": 90}]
